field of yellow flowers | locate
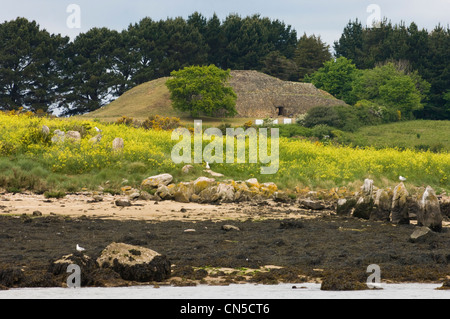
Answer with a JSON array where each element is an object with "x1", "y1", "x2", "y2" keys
[{"x1": 0, "y1": 112, "x2": 448, "y2": 194}]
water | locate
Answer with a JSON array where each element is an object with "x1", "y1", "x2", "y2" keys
[{"x1": 0, "y1": 283, "x2": 448, "y2": 299}]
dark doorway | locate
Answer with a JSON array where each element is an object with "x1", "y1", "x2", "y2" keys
[{"x1": 277, "y1": 106, "x2": 285, "y2": 116}]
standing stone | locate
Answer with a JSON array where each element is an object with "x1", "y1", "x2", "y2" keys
[
  {"x1": 41, "y1": 125, "x2": 50, "y2": 136},
  {"x1": 193, "y1": 177, "x2": 216, "y2": 194},
  {"x1": 371, "y1": 189, "x2": 391, "y2": 221},
  {"x1": 66, "y1": 131, "x2": 81, "y2": 141},
  {"x1": 142, "y1": 174, "x2": 173, "y2": 188},
  {"x1": 51, "y1": 130, "x2": 65, "y2": 143},
  {"x1": 89, "y1": 134, "x2": 102, "y2": 144},
  {"x1": 245, "y1": 178, "x2": 260, "y2": 188},
  {"x1": 441, "y1": 199, "x2": 450, "y2": 218},
  {"x1": 198, "y1": 185, "x2": 219, "y2": 203},
  {"x1": 361, "y1": 179, "x2": 374, "y2": 196},
  {"x1": 155, "y1": 185, "x2": 171, "y2": 200},
  {"x1": 181, "y1": 165, "x2": 194, "y2": 174},
  {"x1": 216, "y1": 183, "x2": 235, "y2": 203},
  {"x1": 174, "y1": 182, "x2": 193, "y2": 203},
  {"x1": 418, "y1": 186, "x2": 443, "y2": 232},
  {"x1": 336, "y1": 198, "x2": 357, "y2": 216},
  {"x1": 391, "y1": 183, "x2": 410, "y2": 225},
  {"x1": 112, "y1": 138, "x2": 124, "y2": 151},
  {"x1": 353, "y1": 195, "x2": 374, "y2": 220}
]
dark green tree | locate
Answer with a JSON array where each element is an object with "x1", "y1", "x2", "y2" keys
[
  {"x1": 334, "y1": 19, "x2": 450, "y2": 120},
  {"x1": 334, "y1": 19, "x2": 365, "y2": 68},
  {"x1": 204, "y1": 13, "x2": 227, "y2": 67},
  {"x1": 262, "y1": 51, "x2": 298, "y2": 81},
  {"x1": 423, "y1": 25, "x2": 450, "y2": 119},
  {"x1": 127, "y1": 17, "x2": 208, "y2": 85},
  {"x1": 294, "y1": 33, "x2": 332, "y2": 81},
  {"x1": 220, "y1": 14, "x2": 297, "y2": 71},
  {"x1": 0, "y1": 18, "x2": 69, "y2": 112},
  {"x1": 61, "y1": 27, "x2": 122, "y2": 115}
]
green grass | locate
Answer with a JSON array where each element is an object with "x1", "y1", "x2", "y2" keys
[
  {"x1": 0, "y1": 114, "x2": 448, "y2": 195},
  {"x1": 79, "y1": 77, "x2": 253, "y2": 127},
  {"x1": 337, "y1": 120, "x2": 450, "y2": 152}
]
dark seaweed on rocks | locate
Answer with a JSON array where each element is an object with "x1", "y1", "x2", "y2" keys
[{"x1": 0, "y1": 215, "x2": 449, "y2": 288}]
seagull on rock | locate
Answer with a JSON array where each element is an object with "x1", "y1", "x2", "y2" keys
[
  {"x1": 76, "y1": 244, "x2": 86, "y2": 252},
  {"x1": 205, "y1": 162, "x2": 210, "y2": 169}
]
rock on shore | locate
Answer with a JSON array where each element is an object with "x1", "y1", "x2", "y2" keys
[{"x1": 97, "y1": 243, "x2": 171, "y2": 282}]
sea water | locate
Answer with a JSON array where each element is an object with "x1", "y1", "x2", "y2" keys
[{"x1": 0, "y1": 283, "x2": 448, "y2": 299}]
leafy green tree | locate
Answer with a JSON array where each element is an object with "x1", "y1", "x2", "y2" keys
[
  {"x1": 165, "y1": 65, "x2": 237, "y2": 117},
  {"x1": 352, "y1": 63, "x2": 430, "y2": 119},
  {"x1": 335, "y1": 19, "x2": 450, "y2": 120},
  {"x1": 294, "y1": 33, "x2": 332, "y2": 80},
  {"x1": 306, "y1": 57, "x2": 358, "y2": 104},
  {"x1": 0, "y1": 18, "x2": 69, "y2": 112}
]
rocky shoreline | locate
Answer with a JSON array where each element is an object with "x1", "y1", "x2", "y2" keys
[{"x1": 0, "y1": 175, "x2": 449, "y2": 291}]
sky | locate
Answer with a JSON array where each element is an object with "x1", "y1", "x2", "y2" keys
[{"x1": 1, "y1": 0, "x2": 450, "y2": 47}]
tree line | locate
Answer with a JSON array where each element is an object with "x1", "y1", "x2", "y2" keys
[
  {"x1": 0, "y1": 14, "x2": 448, "y2": 119},
  {"x1": 0, "y1": 13, "x2": 316, "y2": 115},
  {"x1": 334, "y1": 19, "x2": 449, "y2": 120}
]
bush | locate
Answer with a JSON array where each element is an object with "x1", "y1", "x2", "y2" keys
[
  {"x1": 141, "y1": 115, "x2": 180, "y2": 131},
  {"x1": 275, "y1": 125, "x2": 313, "y2": 138},
  {"x1": 311, "y1": 124, "x2": 334, "y2": 139},
  {"x1": 115, "y1": 116, "x2": 134, "y2": 126},
  {"x1": 303, "y1": 106, "x2": 340, "y2": 128}
]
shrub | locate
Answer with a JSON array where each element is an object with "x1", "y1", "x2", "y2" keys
[
  {"x1": 303, "y1": 106, "x2": 340, "y2": 128},
  {"x1": 275, "y1": 125, "x2": 313, "y2": 138},
  {"x1": 141, "y1": 115, "x2": 180, "y2": 131},
  {"x1": 311, "y1": 124, "x2": 334, "y2": 139},
  {"x1": 115, "y1": 116, "x2": 134, "y2": 126},
  {"x1": 243, "y1": 121, "x2": 254, "y2": 130}
]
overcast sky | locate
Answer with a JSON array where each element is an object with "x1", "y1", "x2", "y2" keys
[{"x1": 1, "y1": 0, "x2": 450, "y2": 47}]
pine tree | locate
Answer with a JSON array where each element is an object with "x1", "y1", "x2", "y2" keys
[
  {"x1": 0, "y1": 18, "x2": 69, "y2": 112},
  {"x1": 294, "y1": 33, "x2": 332, "y2": 81},
  {"x1": 334, "y1": 19, "x2": 365, "y2": 68}
]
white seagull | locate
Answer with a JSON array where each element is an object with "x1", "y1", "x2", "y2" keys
[
  {"x1": 205, "y1": 162, "x2": 210, "y2": 169},
  {"x1": 95, "y1": 127, "x2": 102, "y2": 133},
  {"x1": 76, "y1": 244, "x2": 86, "y2": 252},
  {"x1": 399, "y1": 176, "x2": 407, "y2": 182}
]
